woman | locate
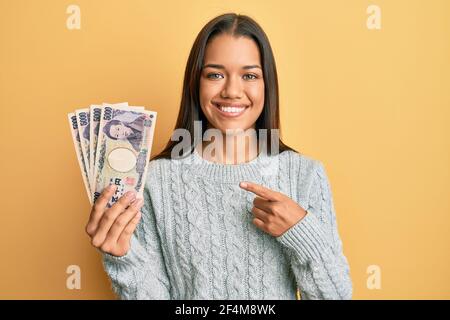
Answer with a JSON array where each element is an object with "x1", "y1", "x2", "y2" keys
[
  {"x1": 102, "y1": 114, "x2": 147, "y2": 152},
  {"x1": 85, "y1": 13, "x2": 353, "y2": 300}
]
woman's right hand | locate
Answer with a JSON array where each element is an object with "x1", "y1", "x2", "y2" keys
[{"x1": 85, "y1": 184, "x2": 144, "y2": 257}]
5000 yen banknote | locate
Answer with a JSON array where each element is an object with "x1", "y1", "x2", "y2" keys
[
  {"x1": 68, "y1": 112, "x2": 93, "y2": 204},
  {"x1": 89, "y1": 104, "x2": 102, "y2": 190},
  {"x1": 75, "y1": 108, "x2": 91, "y2": 182},
  {"x1": 89, "y1": 102, "x2": 131, "y2": 191},
  {"x1": 92, "y1": 106, "x2": 157, "y2": 207}
]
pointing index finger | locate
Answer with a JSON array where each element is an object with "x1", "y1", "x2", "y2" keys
[{"x1": 239, "y1": 181, "x2": 280, "y2": 201}]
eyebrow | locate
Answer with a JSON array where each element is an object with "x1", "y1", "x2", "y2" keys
[{"x1": 202, "y1": 63, "x2": 261, "y2": 70}]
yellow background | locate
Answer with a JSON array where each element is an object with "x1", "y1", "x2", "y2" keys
[{"x1": 0, "y1": 0, "x2": 449, "y2": 299}]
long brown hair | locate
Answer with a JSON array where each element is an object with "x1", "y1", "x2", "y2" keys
[{"x1": 151, "y1": 13, "x2": 298, "y2": 161}]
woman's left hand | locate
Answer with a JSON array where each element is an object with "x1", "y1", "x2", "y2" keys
[{"x1": 239, "y1": 181, "x2": 308, "y2": 237}]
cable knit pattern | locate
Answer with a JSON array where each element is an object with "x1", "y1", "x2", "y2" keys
[
  {"x1": 169, "y1": 160, "x2": 191, "y2": 298},
  {"x1": 221, "y1": 183, "x2": 246, "y2": 299},
  {"x1": 246, "y1": 187, "x2": 262, "y2": 299},
  {"x1": 101, "y1": 149, "x2": 353, "y2": 300},
  {"x1": 259, "y1": 172, "x2": 280, "y2": 299},
  {"x1": 203, "y1": 178, "x2": 225, "y2": 299},
  {"x1": 277, "y1": 152, "x2": 298, "y2": 298},
  {"x1": 182, "y1": 169, "x2": 210, "y2": 299}
]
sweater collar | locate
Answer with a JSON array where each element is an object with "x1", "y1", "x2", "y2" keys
[{"x1": 176, "y1": 147, "x2": 281, "y2": 183}]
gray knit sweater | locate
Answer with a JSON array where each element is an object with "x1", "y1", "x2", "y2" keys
[{"x1": 102, "y1": 148, "x2": 353, "y2": 300}]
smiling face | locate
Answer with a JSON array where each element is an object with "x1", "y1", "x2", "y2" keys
[
  {"x1": 109, "y1": 123, "x2": 133, "y2": 140},
  {"x1": 199, "y1": 33, "x2": 265, "y2": 134}
]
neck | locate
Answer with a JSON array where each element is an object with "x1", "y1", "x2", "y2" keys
[{"x1": 197, "y1": 126, "x2": 259, "y2": 165}]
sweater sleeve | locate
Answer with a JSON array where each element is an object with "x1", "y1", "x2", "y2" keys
[
  {"x1": 101, "y1": 182, "x2": 171, "y2": 300},
  {"x1": 276, "y1": 160, "x2": 353, "y2": 300}
]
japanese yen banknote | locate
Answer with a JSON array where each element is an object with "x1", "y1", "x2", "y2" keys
[{"x1": 68, "y1": 102, "x2": 157, "y2": 207}]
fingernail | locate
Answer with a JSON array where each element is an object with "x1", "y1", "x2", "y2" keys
[
  {"x1": 240, "y1": 182, "x2": 247, "y2": 188},
  {"x1": 134, "y1": 198, "x2": 144, "y2": 207},
  {"x1": 108, "y1": 184, "x2": 116, "y2": 191}
]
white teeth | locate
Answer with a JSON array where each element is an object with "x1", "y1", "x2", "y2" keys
[{"x1": 218, "y1": 105, "x2": 245, "y2": 113}]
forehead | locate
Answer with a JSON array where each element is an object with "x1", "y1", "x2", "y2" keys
[{"x1": 203, "y1": 34, "x2": 261, "y2": 68}]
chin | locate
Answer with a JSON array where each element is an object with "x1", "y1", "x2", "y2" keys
[{"x1": 216, "y1": 123, "x2": 253, "y2": 134}]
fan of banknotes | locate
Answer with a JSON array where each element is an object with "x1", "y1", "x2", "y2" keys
[{"x1": 68, "y1": 102, "x2": 157, "y2": 207}]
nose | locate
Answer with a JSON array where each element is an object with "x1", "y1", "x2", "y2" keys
[{"x1": 221, "y1": 75, "x2": 243, "y2": 99}]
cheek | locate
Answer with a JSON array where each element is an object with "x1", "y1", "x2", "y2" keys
[
  {"x1": 199, "y1": 80, "x2": 210, "y2": 109},
  {"x1": 199, "y1": 79, "x2": 218, "y2": 101},
  {"x1": 199, "y1": 79, "x2": 221, "y2": 114},
  {"x1": 246, "y1": 82, "x2": 265, "y2": 109}
]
